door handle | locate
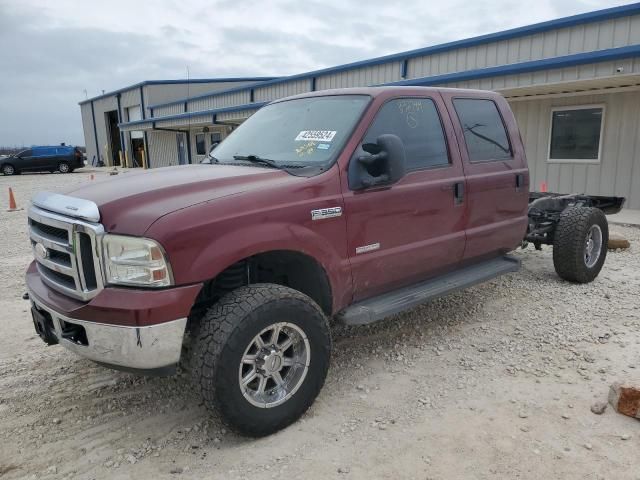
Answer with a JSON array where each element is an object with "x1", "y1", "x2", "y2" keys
[
  {"x1": 515, "y1": 173, "x2": 525, "y2": 192},
  {"x1": 454, "y1": 182, "x2": 465, "y2": 205}
]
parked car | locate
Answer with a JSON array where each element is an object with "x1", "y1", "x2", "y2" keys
[
  {"x1": 1, "y1": 145, "x2": 84, "y2": 175},
  {"x1": 24, "y1": 87, "x2": 624, "y2": 437}
]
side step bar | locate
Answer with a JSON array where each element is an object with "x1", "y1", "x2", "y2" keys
[{"x1": 336, "y1": 255, "x2": 521, "y2": 326}]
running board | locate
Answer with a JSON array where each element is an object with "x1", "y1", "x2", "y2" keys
[{"x1": 336, "y1": 255, "x2": 520, "y2": 326}]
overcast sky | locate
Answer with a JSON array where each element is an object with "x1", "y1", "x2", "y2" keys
[{"x1": 0, "y1": 0, "x2": 630, "y2": 147}]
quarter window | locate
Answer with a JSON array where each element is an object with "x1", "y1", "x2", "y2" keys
[
  {"x1": 453, "y1": 98, "x2": 512, "y2": 162},
  {"x1": 363, "y1": 98, "x2": 449, "y2": 171},
  {"x1": 195, "y1": 134, "x2": 206, "y2": 155},
  {"x1": 549, "y1": 106, "x2": 603, "y2": 162}
]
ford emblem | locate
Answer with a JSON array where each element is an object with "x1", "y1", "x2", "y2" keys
[{"x1": 34, "y1": 243, "x2": 49, "y2": 260}]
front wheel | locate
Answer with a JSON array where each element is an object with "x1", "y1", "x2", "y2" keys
[
  {"x1": 191, "y1": 284, "x2": 331, "y2": 437},
  {"x1": 553, "y1": 206, "x2": 608, "y2": 283},
  {"x1": 58, "y1": 162, "x2": 71, "y2": 173},
  {"x1": 2, "y1": 164, "x2": 16, "y2": 175}
]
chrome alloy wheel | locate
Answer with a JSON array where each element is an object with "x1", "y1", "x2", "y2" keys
[
  {"x1": 238, "y1": 322, "x2": 310, "y2": 408},
  {"x1": 584, "y1": 224, "x2": 603, "y2": 268}
]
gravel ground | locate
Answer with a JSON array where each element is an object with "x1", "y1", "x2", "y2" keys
[{"x1": 1, "y1": 170, "x2": 639, "y2": 480}]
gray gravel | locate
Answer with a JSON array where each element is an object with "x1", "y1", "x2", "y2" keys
[{"x1": 1, "y1": 170, "x2": 639, "y2": 480}]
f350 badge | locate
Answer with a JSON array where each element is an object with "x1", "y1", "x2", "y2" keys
[{"x1": 311, "y1": 207, "x2": 342, "y2": 221}]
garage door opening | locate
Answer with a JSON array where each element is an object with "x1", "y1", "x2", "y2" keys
[{"x1": 105, "y1": 110, "x2": 121, "y2": 166}]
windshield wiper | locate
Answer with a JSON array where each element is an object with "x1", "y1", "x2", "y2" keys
[{"x1": 233, "y1": 154, "x2": 283, "y2": 169}]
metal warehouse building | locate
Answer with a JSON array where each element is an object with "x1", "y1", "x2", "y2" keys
[{"x1": 81, "y1": 3, "x2": 640, "y2": 209}]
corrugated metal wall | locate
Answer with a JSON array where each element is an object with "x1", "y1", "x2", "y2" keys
[
  {"x1": 144, "y1": 81, "x2": 261, "y2": 109},
  {"x1": 147, "y1": 130, "x2": 178, "y2": 168},
  {"x1": 407, "y1": 15, "x2": 640, "y2": 78},
  {"x1": 92, "y1": 96, "x2": 118, "y2": 165},
  {"x1": 316, "y1": 62, "x2": 403, "y2": 89},
  {"x1": 445, "y1": 58, "x2": 640, "y2": 90},
  {"x1": 188, "y1": 90, "x2": 251, "y2": 113},
  {"x1": 80, "y1": 103, "x2": 97, "y2": 165},
  {"x1": 510, "y1": 89, "x2": 640, "y2": 209}
]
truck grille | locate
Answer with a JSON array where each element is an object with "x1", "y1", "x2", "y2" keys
[{"x1": 28, "y1": 205, "x2": 104, "y2": 301}]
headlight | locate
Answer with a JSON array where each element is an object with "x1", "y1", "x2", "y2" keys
[{"x1": 102, "y1": 234, "x2": 173, "y2": 287}]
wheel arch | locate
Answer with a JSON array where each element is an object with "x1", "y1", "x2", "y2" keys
[{"x1": 188, "y1": 249, "x2": 335, "y2": 331}]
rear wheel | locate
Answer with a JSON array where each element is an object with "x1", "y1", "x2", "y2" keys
[
  {"x1": 191, "y1": 284, "x2": 331, "y2": 437},
  {"x1": 2, "y1": 164, "x2": 15, "y2": 175},
  {"x1": 58, "y1": 162, "x2": 70, "y2": 173},
  {"x1": 553, "y1": 207, "x2": 608, "y2": 283}
]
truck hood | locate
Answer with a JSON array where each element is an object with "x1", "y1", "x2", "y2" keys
[{"x1": 65, "y1": 165, "x2": 291, "y2": 235}]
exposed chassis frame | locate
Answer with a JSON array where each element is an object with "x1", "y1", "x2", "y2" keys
[{"x1": 525, "y1": 192, "x2": 625, "y2": 249}]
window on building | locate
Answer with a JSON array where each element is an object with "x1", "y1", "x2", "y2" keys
[
  {"x1": 195, "y1": 133, "x2": 206, "y2": 155},
  {"x1": 549, "y1": 106, "x2": 604, "y2": 162},
  {"x1": 210, "y1": 132, "x2": 222, "y2": 145},
  {"x1": 453, "y1": 98, "x2": 512, "y2": 162},
  {"x1": 363, "y1": 98, "x2": 449, "y2": 171}
]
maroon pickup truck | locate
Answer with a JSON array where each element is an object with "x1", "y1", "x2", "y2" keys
[{"x1": 26, "y1": 87, "x2": 624, "y2": 436}]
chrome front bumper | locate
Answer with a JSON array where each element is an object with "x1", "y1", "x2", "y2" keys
[{"x1": 29, "y1": 291, "x2": 187, "y2": 372}]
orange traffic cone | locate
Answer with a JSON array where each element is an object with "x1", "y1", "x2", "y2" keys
[
  {"x1": 540, "y1": 181, "x2": 548, "y2": 193},
  {"x1": 7, "y1": 187, "x2": 18, "y2": 212}
]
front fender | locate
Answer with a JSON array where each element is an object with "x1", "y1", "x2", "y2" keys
[{"x1": 193, "y1": 221, "x2": 352, "y2": 313}]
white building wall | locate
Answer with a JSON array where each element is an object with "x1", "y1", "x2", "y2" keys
[
  {"x1": 510, "y1": 89, "x2": 640, "y2": 209},
  {"x1": 406, "y1": 15, "x2": 640, "y2": 78},
  {"x1": 92, "y1": 96, "x2": 118, "y2": 165},
  {"x1": 79, "y1": 103, "x2": 97, "y2": 165}
]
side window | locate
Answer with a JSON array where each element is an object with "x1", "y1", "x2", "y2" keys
[
  {"x1": 453, "y1": 98, "x2": 512, "y2": 162},
  {"x1": 195, "y1": 134, "x2": 206, "y2": 155},
  {"x1": 363, "y1": 98, "x2": 449, "y2": 171}
]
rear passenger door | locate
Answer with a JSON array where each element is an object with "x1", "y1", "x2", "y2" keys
[
  {"x1": 442, "y1": 93, "x2": 529, "y2": 261},
  {"x1": 343, "y1": 95, "x2": 467, "y2": 301},
  {"x1": 34, "y1": 147, "x2": 56, "y2": 171}
]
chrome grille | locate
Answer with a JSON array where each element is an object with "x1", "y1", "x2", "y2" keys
[{"x1": 28, "y1": 202, "x2": 104, "y2": 301}]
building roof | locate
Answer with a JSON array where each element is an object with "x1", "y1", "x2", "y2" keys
[
  {"x1": 145, "y1": 2, "x2": 640, "y2": 111},
  {"x1": 78, "y1": 77, "x2": 280, "y2": 105}
]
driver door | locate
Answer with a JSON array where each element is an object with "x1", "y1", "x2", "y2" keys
[{"x1": 343, "y1": 95, "x2": 467, "y2": 301}]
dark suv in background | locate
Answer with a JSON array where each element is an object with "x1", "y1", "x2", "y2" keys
[{"x1": 1, "y1": 145, "x2": 84, "y2": 175}]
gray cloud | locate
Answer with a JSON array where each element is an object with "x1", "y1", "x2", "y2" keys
[{"x1": 0, "y1": 0, "x2": 630, "y2": 146}]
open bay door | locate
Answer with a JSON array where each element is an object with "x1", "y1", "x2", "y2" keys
[{"x1": 127, "y1": 105, "x2": 145, "y2": 167}]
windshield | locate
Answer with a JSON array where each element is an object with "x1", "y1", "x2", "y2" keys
[{"x1": 210, "y1": 95, "x2": 370, "y2": 173}]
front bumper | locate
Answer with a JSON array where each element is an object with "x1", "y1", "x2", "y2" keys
[{"x1": 29, "y1": 292, "x2": 187, "y2": 373}]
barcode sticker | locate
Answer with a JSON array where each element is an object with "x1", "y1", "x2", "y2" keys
[{"x1": 295, "y1": 130, "x2": 337, "y2": 142}]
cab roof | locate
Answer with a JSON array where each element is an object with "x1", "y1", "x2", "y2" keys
[{"x1": 270, "y1": 86, "x2": 503, "y2": 104}]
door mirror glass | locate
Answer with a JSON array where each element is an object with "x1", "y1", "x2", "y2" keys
[{"x1": 349, "y1": 134, "x2": 406, "y2": 190}]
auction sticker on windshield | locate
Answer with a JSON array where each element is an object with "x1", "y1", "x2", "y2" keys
[{"x1": 295, "y1": 130, "x2": 337, "y2": 142}]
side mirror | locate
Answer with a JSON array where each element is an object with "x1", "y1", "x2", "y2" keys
[{"x1": 348, "y1": 134, "x2": 406, "y2": 190}]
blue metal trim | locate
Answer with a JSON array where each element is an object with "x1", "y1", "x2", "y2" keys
[
  {"x1": 120, "y1": 102, "x2": 268, "y2": 128},
  {"x1": 139, "y1": 86, "x2": 146, "y2": 119},
  {"x1": 90, "y1": 101, "x2": 100, "y2": 166},
  {"x1": 145, "y1": 3, "x2": 640, "y2": 110},
  {"x1": 384, "y1": 44, "x2": 640, "y2": 87},
  {"x1": 78, "y1": 77, "x2": 279, "y2": 105}
]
